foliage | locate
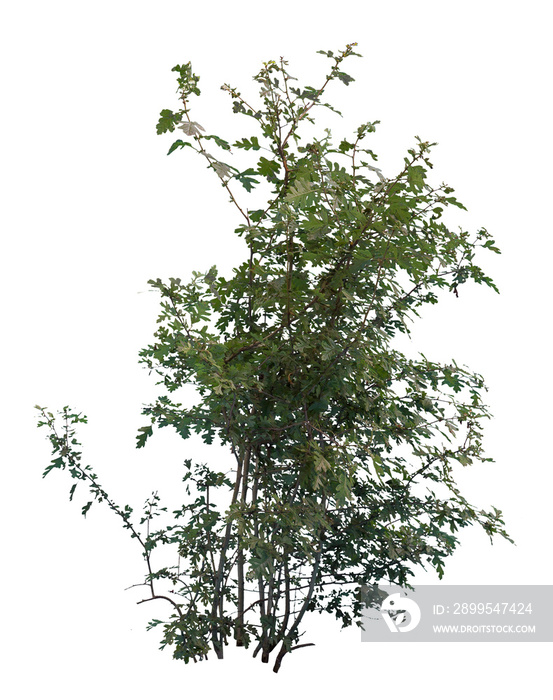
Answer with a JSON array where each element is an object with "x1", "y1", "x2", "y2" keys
[{"x1": 37, "y1": 44, "x2": 510, "y2": 673}]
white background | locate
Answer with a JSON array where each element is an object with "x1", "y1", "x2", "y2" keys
[{"x1": 1, "y1": 1, "x2": 551, "y2": 697}]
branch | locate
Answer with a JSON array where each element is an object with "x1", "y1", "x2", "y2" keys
[{"x1": 137, "y1": 594, "x2": 184, "y2": 618}]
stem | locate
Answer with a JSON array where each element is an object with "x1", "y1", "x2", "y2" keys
[
  {"x1": 210, "y1": 445, "x2": 249, "y2": 658},
  {"x1": 235, "y1": 443, "x2": 251, "y2": 646},
  {"x1": 272, "y1": 544, "x2": 322, "y2": 673},
  {"x1": 286, "y1": 218, "x2": 294, "y2": 328},
  {"x1": 180, "y1": 99, "x2": 251, "y2": 225},
  {"x1": 137, "y1": 594, "x2": 183, "y2": 618}
]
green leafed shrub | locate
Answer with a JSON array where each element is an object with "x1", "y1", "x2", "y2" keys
[{"x1": 37, "y1": 44, "x2": 510, "y2": 673}]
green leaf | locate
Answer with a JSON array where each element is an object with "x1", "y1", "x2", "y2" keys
[
  {"x1": 233, "y1": 136, "x2": 261, "y2": 151},
  {"x1": 167, "y1": 139, "x2": 193, "y2": 155},
  {"x1": 335, "y1": 71, "x2": 354, "y2": 86},
  {"x1": 156, "y1": 109, "x2": 181, "y2": 135},
  {"x1": 407, "y1": 165, "x2": 426, "y2": 192},
  {"x1": 338, "y1": 139, "x2": 355, "y2": 153},
  {"x1": 43, "y1": 456, "x2": 64, "y2": 478},
  {"x1": 234, "y1": 168, "x2": 259, "y2": 192},
  {"x1": 257, "y1": 157, "x2": 280, "y2": 180},
  {"x1": 204, "y1": 134, "x2": 232, "y2": 151},
  {"x1": 136, "y1": 425, "x2": 153, "y2": 449},
  {"x1": 285, "y1": 178, "x2": 313, "y2": 201}
]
